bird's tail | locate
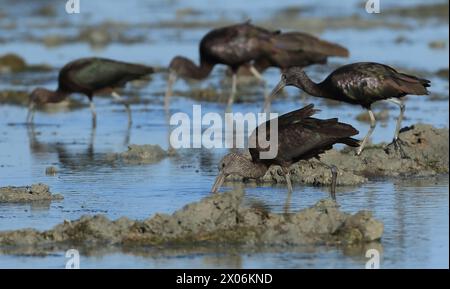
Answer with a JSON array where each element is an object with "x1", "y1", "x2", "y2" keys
[
  {"x1": 313, "y1": 39, "x2": 349, "y2": 57},
  {"x1": 128, "y1": 63, "x2": 154, "y2": 76},
  {"x1": 393, "y1": 72, "x2": 431, "y2": 95},
  {"x1": 339, "y1": 137, "x2": 360, "y2": 147}
]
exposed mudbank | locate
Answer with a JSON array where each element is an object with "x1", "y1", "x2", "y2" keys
[
  {"x1": 384, "y1": 2, "x2": 449, "y2": 21},
  {"x1": 0, "y1": 53, "x2": 52, "y2": 73},
  {"x1": 0, "y1": 190, "x2": 382, "y2": 253},
  {"x1": 0, "y1": 90, "x2": 29, "y2": 106},
  {"x1": 0, "y1": 184, "x2": 63, "y2": 203},
  {"x1": 228, "y1": 124, "x2": 449, "y2": 186},
  {"x1": 37, "y1": 23, "x2": 148, "y2": 49}
]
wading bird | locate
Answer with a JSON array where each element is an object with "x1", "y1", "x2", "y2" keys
[
  {"x1": 257, "y1": 31, "x2": 349, "y2": 112},
  {"x1": 27, "y1": 57, "x2": 154, "y2": 127},
  {"x1": 267, "y1": 63, "x2": 430, "y2": 156},
  {"x1": 165, "y1": 21, "x2": 279, "y2": 110},
  {"x1": 210, "y1": 104, "x2": 359, "y2": 208}
]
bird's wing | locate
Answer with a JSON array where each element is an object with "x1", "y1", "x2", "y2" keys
[
  {"x1": 277, "y1": 103, "x2": 319, "y2": 126},
  {"x1": 249, "y1": 104, "x2": 358, "y2": 162},
  {"x1": 275, "y1": 117, "x2": 359, "y2": 162},
  {"x1": 325, "y1": 62, "x2": 427, "y2": 103},
  {"x1": 63, "y1": 58, "x2": 153, "y2": 91}
]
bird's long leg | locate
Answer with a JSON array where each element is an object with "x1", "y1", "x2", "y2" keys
[
  {"x1": 387, "y1": 98, "x2": 405, "y2": 141},
  {"x1": 26, "y1": 102, "x2": 36, "y2": 124},
  {"x1": 330, "y1": 165, "x2": 337, "y2": 201},
  {"x1": 356, "y1": 108, "x2": 376, "y2": 156},
  {"x1": 279, "y1": 167, "x2": 293, "y2": 215},
  {"x1": 165, "y1": 71, "x2": 176, "y2": 112},
  {"x1": 226, "y1": 72, "x2": 237, "y2": 112},
  {"x1": 248, "y1": 65, "x2": 268, "y2": 109},
  {"x1": 89, "y1": 120, "x2": 96, "y2": 155},
  {"x1": 315, "y1": 159, "x2": 338, "y2": 201},
  {"x1": 386, "y1": 98, "x2": 408, "y2": 158},
  {"x1": 112, "y1": 91, "x2": 132, "y2": 126},
  {"x1": 89, "y1": 99, "x2": 97, "y2": 128}
]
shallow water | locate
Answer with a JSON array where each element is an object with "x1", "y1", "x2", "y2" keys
[{"x1": 0, "y1": 0, "x2": 448, "y2": 268}]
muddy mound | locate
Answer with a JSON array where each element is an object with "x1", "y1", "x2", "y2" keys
[
  {"x1": 116, "y1": 144, "x2": 167, "y2": 164},
  {"x1": 0, "y1": 184, "x2": 63, "y2": 203},
  {"x1": 0, "y1": 54, "x2": 26, "y2": 73},
  {"x1": 229, "y1": 124, "x2": 448, "y2": 186},
  {"x1": 0, "y1": 190, "x2": 382, "y2": 251},
  {"x1": 0, "y1": 53, "x2": 52, "y2": 73}
]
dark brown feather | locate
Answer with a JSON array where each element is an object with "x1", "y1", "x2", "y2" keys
[{"x1": 249, "y1": 104, "x2": 359, "y2": 165}]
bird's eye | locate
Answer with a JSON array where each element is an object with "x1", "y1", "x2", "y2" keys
[{"x1": 281, "y1": 74, "x2": 287, "y2": 81}]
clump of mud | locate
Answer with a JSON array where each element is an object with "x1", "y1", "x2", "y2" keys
[
  {"x1": 0, "y1": 184, "x2": 63, "y2": 203},
  {"x1": 0, "y1": 90, "x2": 29, "y2": 106},
  {"x1": 435, "y1": 68, "x2": 449, "y2": 80},
  {"x1": 0, "y1": 53, "x2": 52, "y2": 73},
  {"x1": 45, "y1": 166, "x2": 58, "y2": 176},
  {"x1": 116, "y1": 144, "x2": 167, "y2": 164},
  {"x1": 384, "y1": 2, "x2": 449, "y2": 20},
  {"x1": 229, "y1": 124, "x2": 449, "y2": 186},
  {"x1": 0, "y1": 190, "x2": 382, "y2": 251},
  {"x1": 0, "y1": 54, "x2": 26, "y2": 73}
]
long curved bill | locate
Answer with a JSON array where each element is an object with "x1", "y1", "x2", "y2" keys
[
  {"x1": 164, "y1": 71, "x2": 177, "y2": 111},
  {"x1": 26, "y1": 102, "x2": 35, "y2": 124},
  {"x1": 263, "y1": 78, "x2": 286, "y2": 113},
  {"x1": 210, "y1": 171, "x2": 226, "y2": 194}
]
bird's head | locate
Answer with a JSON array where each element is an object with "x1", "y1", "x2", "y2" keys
[
  {"x1": 267, "y1": 67, "x2": 307, "y2": 108},
  {"x1": 168, "y1": 56, "x2": 196, "y2": 79},
  {"x1": 27, "y1": 87, "x2": 61, "y2": 123},
  {"x1": 29, "y1": 87, "x2": 54, "y2": 105},
  {"x1": 210, "y1": 153, "x2": 255, "y2": 193},
  {"x1": 282, "y1": 67, "x2": 308, "y2": 88}
]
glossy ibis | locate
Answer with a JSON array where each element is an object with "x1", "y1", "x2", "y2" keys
[
  {"x1": 27, "y1": 57, "x2": 154, "y2": 127},
  {"x1": 210, "y1": 104, "x2": 359, "y2": 207},
  {"x1": 268, "y1": 62, "x2": 430, "y2": 156},
  {"x1": 165, "y1": 21, "x2": 278, "y2": 110},
  {"x1": 257, "y1": 31, "x2": 349, "y2": 112}
]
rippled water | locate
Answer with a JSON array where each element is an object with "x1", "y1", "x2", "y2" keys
[{"x1": 0, "y1": 0, "x2": 448, "y2": 268}]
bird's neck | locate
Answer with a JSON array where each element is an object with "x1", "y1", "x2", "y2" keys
[
  {"x1": 46, "y1": 89, "x2": 69, "y2": 103},
  {"x1": 197, "y1": 59, "x2": 215, "y2": 79},
  {"x1": 185, "y1": 58, "x2": 214, "y2": 80},
  {"x1": 295, "y1": 71, "x2": 324, "y2": 98}
]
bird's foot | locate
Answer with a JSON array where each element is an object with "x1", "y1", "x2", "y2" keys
[{"x1": 386, "y1": 137, "x2": 409, "y2": 159}]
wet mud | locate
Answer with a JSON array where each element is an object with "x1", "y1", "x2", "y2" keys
[
  {"x1": 0, "y1": 189, "x2": 382, "y2": 253},
  {"x1": 0, "y1": 184, "x2": 63, "y2": 203}
]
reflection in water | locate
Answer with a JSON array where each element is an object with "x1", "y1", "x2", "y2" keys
[
  {"x1": 0, "y1": 240, "x2": 383, "y2": 269},
  {"x1": 26, "y1": 123, "x2": 131, "y2": 172}
]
